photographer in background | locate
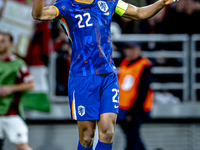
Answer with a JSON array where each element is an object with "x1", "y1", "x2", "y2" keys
[{"x1": 117, "y1": 42, "x2": 154, "y2": 150}]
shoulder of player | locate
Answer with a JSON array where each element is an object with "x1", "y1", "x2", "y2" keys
[{"x1": 10, "y1": 55, "x2": 27, "y2": 66}]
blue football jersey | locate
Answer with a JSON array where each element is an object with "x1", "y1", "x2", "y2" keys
[{"x1": 53, "y1": 0, "x2": 119, "y2": 76}]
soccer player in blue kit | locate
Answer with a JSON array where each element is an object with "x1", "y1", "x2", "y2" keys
[{"x1": 32, "y1": 0, "x2": 178, "y2": 149}]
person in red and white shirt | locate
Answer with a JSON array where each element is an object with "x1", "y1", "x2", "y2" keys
[{"x1": 0, "y1": 32, "x2": 33, "y2": 150}]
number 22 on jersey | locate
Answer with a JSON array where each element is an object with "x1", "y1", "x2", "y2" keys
[{"x1": 75, "y1": 13, "x2": 93, "y2": 28}]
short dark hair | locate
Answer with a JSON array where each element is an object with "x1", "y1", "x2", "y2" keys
[
  {"x1": 123, "y1": 42, "x2": 141, "y2": 49},
  {"x1": 2, "y1": 32, "x2": 13, "y2": 43}
]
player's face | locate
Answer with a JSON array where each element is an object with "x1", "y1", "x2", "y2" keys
[
  {"x1": 124, "y1": 46, "x2": 141, "y2": 61},
  {"x1": 0, "y1": 34, "x2": 12, "y2": 53},
  {"x1": 0, "y1": 34, "x2": 6, "y2": 53}
]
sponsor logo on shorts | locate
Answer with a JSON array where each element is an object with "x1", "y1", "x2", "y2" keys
[{"x1": 78, "y1": 105, "x2": 85, "y2": 116}]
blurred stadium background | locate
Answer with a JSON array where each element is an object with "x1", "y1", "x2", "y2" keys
[{"x1": 1, "y1": 0, "x2": 200, "y2": 149}]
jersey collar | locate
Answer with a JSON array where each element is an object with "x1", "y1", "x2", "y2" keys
[
  {"x1": 4, "y1": 54, "x2": 17, "y2": 62},
  {"x1": 74, "y1": 0, "x2": 94, "y2": 4}
]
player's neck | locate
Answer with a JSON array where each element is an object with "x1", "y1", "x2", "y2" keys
[{"x1": 0, "y1": 49, "x2": 12, "y2": 61}]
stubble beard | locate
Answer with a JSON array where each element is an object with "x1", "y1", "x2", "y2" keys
[{"x1": 0, "y1": 48, "x2": 8, "y2": 55}]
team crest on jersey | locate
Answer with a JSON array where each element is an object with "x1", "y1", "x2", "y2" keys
[
  {"x1": 98, "y1": 1, "x2": 109, "y2": 12},
  {"x1": 78, "y1": 105, "x2": 85, "y2": 116}
]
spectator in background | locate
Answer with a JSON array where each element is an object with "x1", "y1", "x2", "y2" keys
[
  {"x1": 51, "y1": 20, "x2": 71, "y2": 96},
  {"x1": 139, "y1": 5, "x2": 182, "y2": 86},
  {"x1": 139, "y1": 6, "x2": 168, "y2": 51},
  {"x1": 112, "y1": 15, "x2": 136, "y2": 34},
  {"x1": 26, "y1": 19, "x2": 67, "y2": 67},
  {"x1": 56, "y1": 41, "x2": 71, "y2": 96},
  {"x1": 25, "y1": 21, "x2": 53, "y2": 66},
  {"x1": 140, "y1": 7, "x2": 166, "y2": 34},
  {"x1": 139, "y1": 0, "x2": 200, "y2": 35},
  {"x1": 117, "y1": 42, "x2": 154, "y2": 150},
  {"x1": 110, "y1": 22, "x2": 123, "y2": 67},
  {"x1": 163, "y1": 0, "x2": 200, "y2": 34},
  {"x1": 0, "y1": 33, "x2": 34, "y2": 150},
  {"x1": 51, "y1": 19, "x2": 67, "y2": 51}
]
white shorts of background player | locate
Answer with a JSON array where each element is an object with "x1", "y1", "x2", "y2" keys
[{"x1": 0, "y1": 115, "x2": 28, "y2": 144}]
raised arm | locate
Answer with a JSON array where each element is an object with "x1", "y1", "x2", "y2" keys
[
  {"x1": 117, "y1": 0, "x2": 178, "y2": 21},
  {"x1": 32, "y1": 0, "x2": 58, "y2": 21}
]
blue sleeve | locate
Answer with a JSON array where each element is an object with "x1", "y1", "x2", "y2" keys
[{"x1": 53, "y1": 0, "x2": 67, "y2": 17}]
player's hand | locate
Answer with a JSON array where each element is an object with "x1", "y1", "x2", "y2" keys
[
  {"x1": 161, "y1": 0, "x2": 179, "y2": 5},
  {"x1": 0, "y1": 86, "x2": 14, "y2": 97}
]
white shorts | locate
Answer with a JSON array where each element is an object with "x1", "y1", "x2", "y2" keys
[{"x1": 0, "y1": 115, "x2": 28, "y2": 144}]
